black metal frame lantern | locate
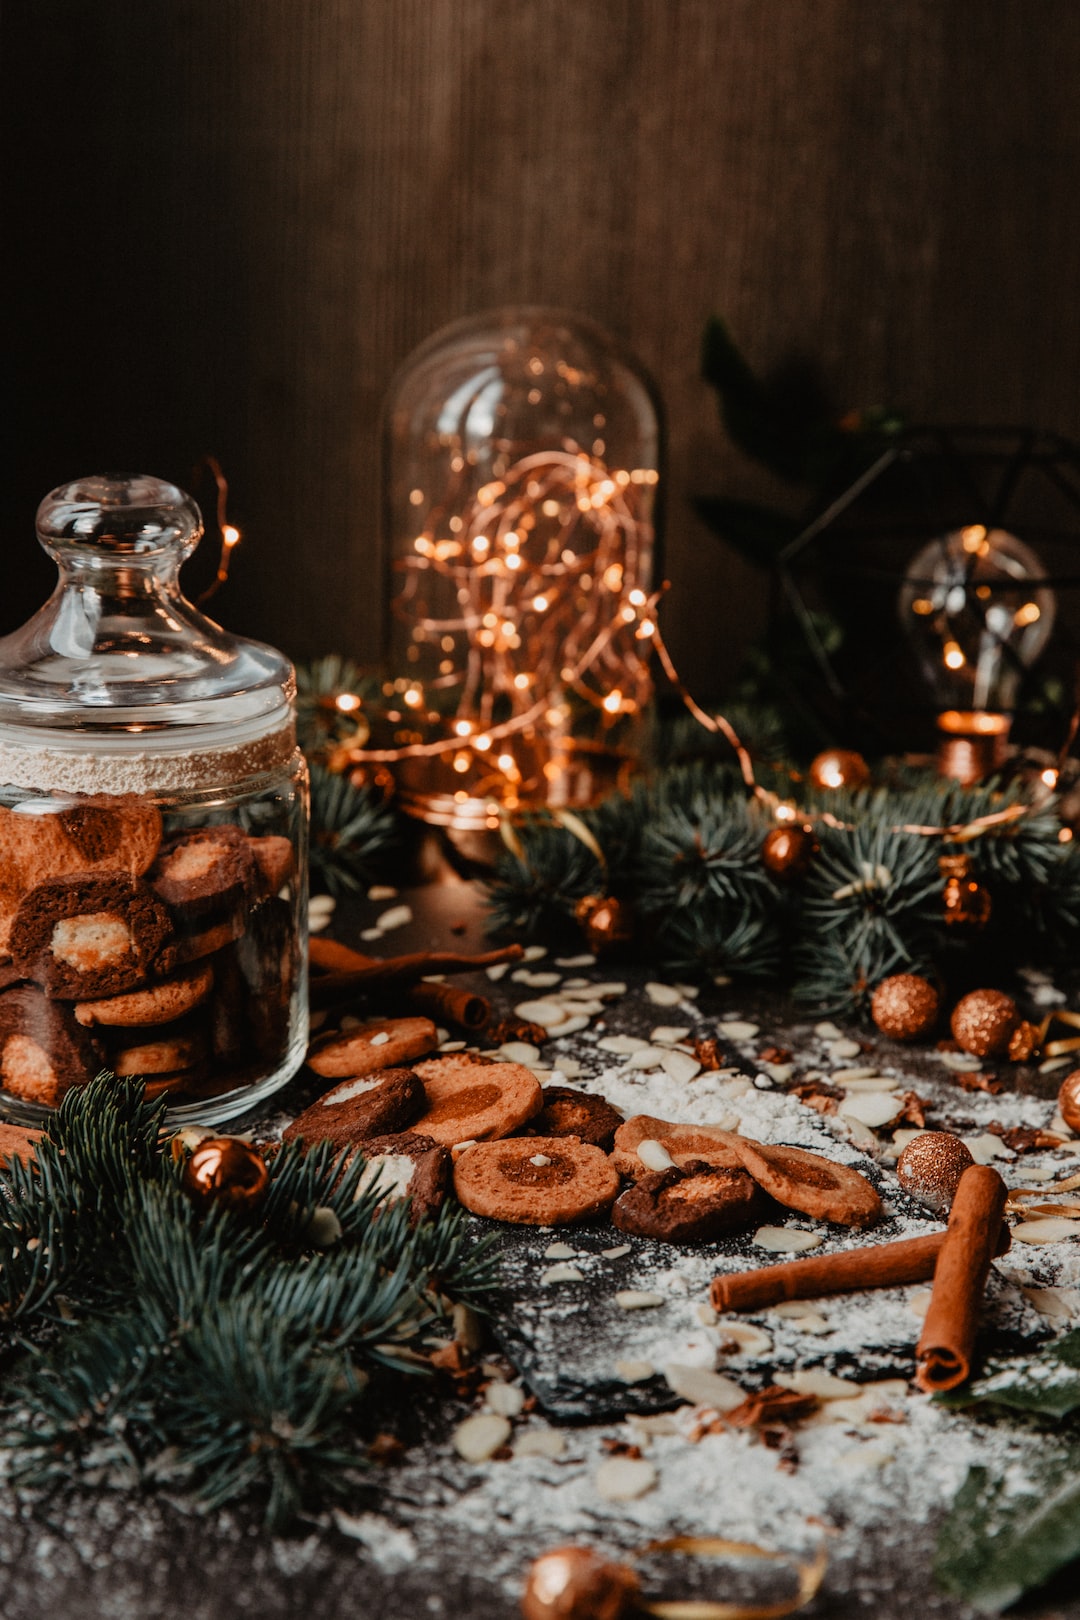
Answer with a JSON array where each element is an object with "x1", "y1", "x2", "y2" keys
[{"x1": 773, "y1": 426, "x2": 1080, "y2": 771}]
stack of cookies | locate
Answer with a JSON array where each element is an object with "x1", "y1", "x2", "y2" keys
[
  {"x1": 0, "y1": 800, "x2": 298, "y2": 1110},
  {"x1": 287, "y1": 1026, "x2": 883, "y2": 1239}
]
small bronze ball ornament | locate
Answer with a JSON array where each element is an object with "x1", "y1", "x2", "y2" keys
[
  {"x1": 180, "y1": 1136, "x2": 270, "y2": 1213},
  {"x1": 807, "y1": 748, "x2": 871, "y2": 792},
  {"x1": 950, "y1": 989, "x2": 1020, "y2": 1058},
  {"x1": 574, "y1": 894, "x2": 631, "y2": 953},
  {"x1": 896, "y1": 1132, "x2": 975, "y2": 1217},
  {"x1": 940, "y1": 853, "x2": 992, "y2": 930},
  {"x1": 1058, "y1": 1070, "x2": 1080, "y2": 1133},
  {"x1": 521, "y1": 1545, "x2": 641, "y2": 1620},
  {"x1": 761, "y1": 823, "x2": 819, "y2": 880},
  {"x1": 870, "y1": 974, "x2": 940, "y2": 1041}
]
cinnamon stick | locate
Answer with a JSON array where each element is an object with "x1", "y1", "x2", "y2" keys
[
  {"x1": 915, "y1": 1164, "x2": 1008, "y2": 1394},
  {"x1": 710, "y1": 1221, "x2": 1011, "y2": 1315},
  {"x1": 403, "y1": 980, "x2": 491, "y2": 1031},
  {"x1": 308, "y1": 944, "x2": 524, "y2": 1009}
]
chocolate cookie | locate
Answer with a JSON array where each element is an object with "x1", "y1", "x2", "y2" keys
[
  {"x1": 353, "y1": 1130, "x2": 451, "y2": 1222},
  {"x1": 611, "y1": 1115, "x2": 743, "y2": 1179},
  {"x1": 156, "y1": 913, "x2": 246, "y2": 974},
  {"x1": 233, "y1": 897, "x2": 297, "y2": 1064},
  {"x1": 307, "y1": 1017, "x2": 438, "y2": 1079},
  {"x1": 518, "y1": 1086, "x2": 624, "y2": 1151},
  {"x1": 149, "y1": 825, "x2": 257, "y2": 922},
  {"x1": 612, "y1": 1160, "x2": 766, "y2": 1243},
  {"x1": 0, "y1": 802, "x2": 162, "y2": 950},
  {"x1": 453, "y1": 1136, "x2": 620, "y2": 1225},
  {"x1": 728, "y1": 1136, "x2": 882, "y2": 1229},
  {"x1": 0, "y1": 984, "x2": 101, "y2": 1106},
  {"x1": 10, "y1": 872, "x2": 173, "y2": 999},
  {"x1": 412, "y1": 1054, "x2": 543, "y2": 1146},
  {"x1": 74, "y1": 960, "x2": 214, "y2": 1028},
  {"x1": 283, "y1": 1068, "x2": 426, "y2": 1148}
]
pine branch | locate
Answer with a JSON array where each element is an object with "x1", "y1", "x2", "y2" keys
[{"x1": 308, "y1": 763, "x2": 397, "y2": 897}]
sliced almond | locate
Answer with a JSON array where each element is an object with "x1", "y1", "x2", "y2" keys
[
  {"x1": 615, "y1": 1290, "x2": 665, "y2": 1310},
  {"x1": 645, "y1": 982, "x2": 683, "y2": 1007},
  {"x1": 601, "y1": 1244, "x2": 632, "y2": 1259},
  {"x1": 498, "y1": 1041, "x2": 541, "y2": 1064},
  {"x1": 614, "y1": 1358, "x2": 656, "y2": 1383},
  {"x1": 595, "y1": 1456, "x2": 657, "y2": 1501},
  {"x1": 514, "y1": 999, "x2": 569, "y2": 1028},
  {"x1": 541, "y1": 1263, "x2": 585, "y2": 1284},
  {"x1": 452, "y1": 1412, "x2": 511, "y2": 1462},
  {"x1": 659, "y1": 1050, "x2": 702, "y2": 1085},
  {"x1": 543, "y1": 1241, "x2": 577, "y2": 1259},
  {"x1": 513, "y1": 1428, "x2": 567, "y2": 1459},
  {"x1": 718, "y1": 1020, "x2": 759, "y2": 1040},
  {"x1": 636, "y1": 1138, "x2": 676, "y2": 1172},
  {"x1": 376, "y1": 904, "x2": 412, "y2": 931},
  {"x1": 598, "y1": 1035, "x2": 652, "y2": 1056},
  {"x1": 485, "y1": 1382, "x2": 525, "y2": 1418},
  {"x1": 662, "y1": 1364, "x2": 745, "y2": 1410},
  {"x1": 839, "y1": 1092, "x2": 903, "y2": 1129},
  {"x1": 651, "y1": 1026, "x2": 691, "y2": 1045},
  {"x1": 753, "y1": 1226, "x2": 823, "y2": 1254},
  {"x1": 907, "y1": 1288, "x2": 933, "y2": 1318},
  {"x1": 776, "y1": 1368, "x2": 863, "y2": 1400},
  {"x1": 714, "y1": 1322, "x2": 772, "y2": 1357},
  {"x1": 962, "y1": 1133, "x2": 1015, "y2": 1164},
  {"x1": 1011, "y1": 1217, "x2": 1080, "y2": 1244}
]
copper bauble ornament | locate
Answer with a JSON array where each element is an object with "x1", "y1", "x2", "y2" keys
[
  {"x1": 896, "y1": 1132, "x2": 975, "y2": 1217},
  {"x1": 870, "y1": 974, "x2": 940, "y2": 1041},
  {"x1": 761, "y1": 823, "x2": 818, "y2": 880},
  {"x1": 521, "y1": 1545, "x2": 640, "y2": 1620},
  {"x1": 574, "y1": 894, "x2": 631, "y2": 953},
  {"x1": 940, "y1": 853, "x2": 992, "y2": 930},
  {"x1": 807, "y1": 749, "x2": 870, "y2": 791},
  {"x1": 950, "y1": 989, "x2": 1020, "y2": 1057},
  {"x1": 181, "y1": 1136, "x2": 269, "y2": 1212},
  {"x1": 1058, "y1": 1070, "x2": 1080, "y2": 1133}
]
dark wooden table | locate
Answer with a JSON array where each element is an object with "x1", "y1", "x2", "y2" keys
[{"x1": 1, "y1": 873, "x2": 1077, "y2": 1620}]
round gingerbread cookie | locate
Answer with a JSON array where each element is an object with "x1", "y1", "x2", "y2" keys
[
  {"x1": 611, "y1": 1114, "x2": 742, "y2": 1179},
  {"x1": 74, "y1": 960, "x2": 215, "y2": 1028},
  {"x1": 412, "y1": 1054, "x2": 542, "y2": 1145},
  {"x1": 307, "y1": 1017, "x2": 437, "y2": 1079},
  {"x1": 453, "y1": 1136, "x2": 620, "y2": 1225}
]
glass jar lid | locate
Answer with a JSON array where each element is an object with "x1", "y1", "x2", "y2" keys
[{"x1": 0, "y1": 475, "x2": 292, "y2": 735}]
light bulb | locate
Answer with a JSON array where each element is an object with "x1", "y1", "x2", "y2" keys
[{"x1": 898, "y1": 525, "x2": 1055, "y2": 780}]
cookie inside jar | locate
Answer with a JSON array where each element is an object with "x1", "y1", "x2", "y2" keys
[
  {"x1": 0, "y1": 473, "x2": 309, "y2": 1126},
  {"x1": 0, "y1": 790, "x2": 306, "y2": 1121}
]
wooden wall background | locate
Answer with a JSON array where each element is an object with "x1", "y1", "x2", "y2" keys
[{"x1": 5, "y1": 0, "x2": 1080, "y2": 696}]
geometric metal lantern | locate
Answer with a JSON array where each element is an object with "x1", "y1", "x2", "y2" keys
[{"x1": 776, "y1": 427, "x2": 1080, "y2": 766}]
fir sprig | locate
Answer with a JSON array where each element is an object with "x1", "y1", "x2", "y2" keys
[
  {"x1": 0, "y1": 1077, "x2": 499, "y2": 1529},
  {"x1": 308, "y1": 762, "x2": 398, "y2": 897}
]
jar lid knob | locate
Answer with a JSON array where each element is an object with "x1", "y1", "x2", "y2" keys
[{"x1": 36, "y1": 474, "x2": 203, "y2": 565}]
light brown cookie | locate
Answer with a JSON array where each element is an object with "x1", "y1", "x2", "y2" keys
[
  {"x1": 412, "y1": 1054, "x2": 543, "y2": 1146},
  {"x1": 0, "y1": 1122, "x2": 43, "y2": 1166},
  {"x1": 248, "y1": 835, "x2": 295, "y2": 895},
  {"x1": 307, "y1": 1017, "x2": 438, "y2": 1079},
  {"x1": 283, "y1": 1068, "x2": 425, "y2": 1147},
  {"x1": 453, "y1": 1136, "x2": 620, "y2": 1225},
  {"x1": 611, "y1": 1114, "x2": 743, "y2": 1179},
  {"x1": 612, "y1": 1160, "x2": 767, "y2": 1242},
  {"x1": 728, "y1": 1136, "x2": 882, "y2": 1229},
  {"x1": 74, "y1": 961, "x2": 214, "y2": 1028},
  {"x1": 112, "y1": 1027, "x2": 207, "y2": 1076},
  {"x1": 155, "y1": 912, "x2": 247, "y2": 974}
]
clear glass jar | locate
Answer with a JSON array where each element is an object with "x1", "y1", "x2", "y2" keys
[
  {"x1": 0, "y1": 475, "x2": 308, "y2": 1127},
  {"x1": 383, "y1": 307, "x2": 660, "y2": 833}
]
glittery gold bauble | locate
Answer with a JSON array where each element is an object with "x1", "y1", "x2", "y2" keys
[
  {"x1": 574, "y1": 895, "x2": 631, "y2": 953},
  {"x1": 896, "y1": 1132, "x2": 975, "y2": 1217},
  {"x1": 1058, "y1": 1070, "x2": 1080, "y2": 1133},
  {"x1": 521, "y1": 1546, "x2": 641, "y2": 1620},
  {"x1": 181, "y1": 1137, "x2": 269, "y2": 1212},
  {"x1": 761, "y1": 823, "x2": 819, "y2": 880},
  {"x1": 808, "y1": 749, "x2": 871, "y2": 792},
  {"x1": 870, "y1": 974, "x2": 940, "y2": 1041},
  {"x1": 950, "y1": 989, "x2": 1020, "y2": 1058},
  {"x1": 940, "y1": 853, "x2": 992, "y2": 930},
  {"x1": 1008, "y1": 1020, "x2": 1040, "y2": 1063}
]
